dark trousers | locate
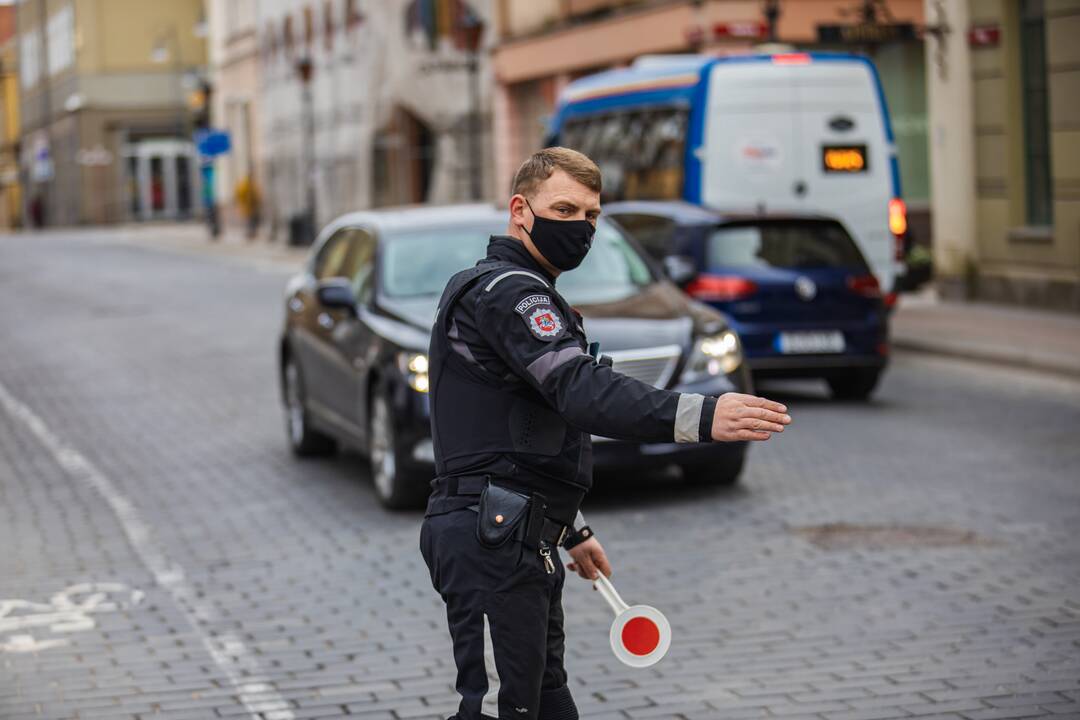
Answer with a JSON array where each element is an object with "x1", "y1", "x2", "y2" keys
[{"x1": 420, "y1": 508, "x2": 578, "y2": 720}]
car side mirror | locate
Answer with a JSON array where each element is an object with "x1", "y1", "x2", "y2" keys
[
  {"x1": 662, "y1": 255, "x2": 697, "y2": 287},
  {"x1": 316, "y1": 278, "x2": 357, "y2": 314}
]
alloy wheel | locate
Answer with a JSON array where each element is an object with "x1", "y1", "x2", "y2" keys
[
  {"x1": 371, "y1": 395, "x2": 397, "y2": 501},
  {"x1": 284, "y1": 361, "x2": 305, "y2": 447}
]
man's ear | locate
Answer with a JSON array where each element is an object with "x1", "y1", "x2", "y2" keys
[{"x1": 509, "y1": 194, "x2": 529, "y2": 225}]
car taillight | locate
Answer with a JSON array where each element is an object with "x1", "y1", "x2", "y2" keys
[
  {"x1": 889, "y1": 198, "x2": 907, "y2": 261},
  {"x1": 847, "y1": 274, "x2": 882, "y2": 299},
  {"x1": 685, "y1": 275, "x2": 758, "y2": 302}
]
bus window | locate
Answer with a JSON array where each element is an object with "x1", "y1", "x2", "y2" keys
[{"x1": 557, "y1": 107, "x2": 688, "y2": 202}]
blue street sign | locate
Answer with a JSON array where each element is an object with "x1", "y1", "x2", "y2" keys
[{"x1": 195, "y1": 130, "x2": 232, "y2": 157}]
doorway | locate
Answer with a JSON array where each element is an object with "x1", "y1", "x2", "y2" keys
[
  {"x1": 372, "y1": 107, "x2": 434, "y2": 207},
  {"x1": 123, "y1": 139, "x2": 200, "y2": 221}
]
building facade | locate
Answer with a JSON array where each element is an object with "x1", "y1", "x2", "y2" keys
[
  {"x1": 255, "y1": 0, "x2": 494, "y2": 240},
  {"x1": 0, "y1": 5, "x2": 21, "y2": 229},
  {"x1": 926, "y1": 0, "x2": 1079, "y2": 310},
  {"x1": 208, "y1": 0, "x2": 264, "y2": 236},
  {"x1": 491, "y1": 0, "x2": 928, "y2": 226},
  {"x1": 16, "y1": 0, "x2": 208, "y2": 226}
]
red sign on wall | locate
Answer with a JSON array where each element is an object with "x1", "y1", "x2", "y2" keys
[
  {"x1": 968, "y1": 25, "x2": 1001, "y2": 47},
  {"x1": 713, "y1": 21, "x2": 768, "y2": 40}
]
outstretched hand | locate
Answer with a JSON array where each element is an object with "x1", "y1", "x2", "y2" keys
[
  {"x1": 566, "y1": 536, "x2": 611, "y2": 581},
  {"x1": 711, "y1": 392, "x2": 791, "y2": 442}
]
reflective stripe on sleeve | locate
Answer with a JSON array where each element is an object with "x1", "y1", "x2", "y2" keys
[
  {"x1": 674, "y1": 393, "x2": 706, "y2": 443},
  {"x1": 525, "y1": 346, "x2": 585, "y2": 384},
  {"x1": 484, "y1": 269, "x2": 549, "y2": 292},
  {"x1": 573, "y1": 511, "x2": 586, "y2": 532}
]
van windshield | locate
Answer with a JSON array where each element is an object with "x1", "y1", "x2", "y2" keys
[{"x1": 706, "y1": 220, "x2": 869, "y2": 271}]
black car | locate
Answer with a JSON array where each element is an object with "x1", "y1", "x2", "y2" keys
[
  {"x1": 279, "y1": 204, "x2": 751, "y2": 509},
  {"x1": 605, "y1": 201, "x2": 890, "y2": 399}
]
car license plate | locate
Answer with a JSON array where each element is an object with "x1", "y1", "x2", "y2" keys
[{"x1": 777, "y1": 331, "x2": 845, "y2": 354}]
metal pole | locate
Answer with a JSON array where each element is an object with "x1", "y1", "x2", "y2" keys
[
  {"x1": 764, "y1": 0, "x2": 781, "y2": 43},
  {"x1": 468, "y1": 51, "x2": 481, "y2": 201},
  {"x1": 38, "y1": 0, "x2": 52, "y2": 226},
  {"x1": 299, "y1": 58, "x2": 316, "y2": 241}
]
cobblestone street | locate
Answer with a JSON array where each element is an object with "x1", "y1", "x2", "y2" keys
[{"x1": 2, "y1": 229, "x2": 1078, "y2": 720}]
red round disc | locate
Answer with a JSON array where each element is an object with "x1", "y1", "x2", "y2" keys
[{"x1": 621, "y1": 616, "x2": 661, "y2": 656}]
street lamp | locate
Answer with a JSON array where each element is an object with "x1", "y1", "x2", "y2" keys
[
  {"x1": 460, "y1": 15, "x2": 485, "y2": 201},
  {"x1": 151, "y1": 28, "x2": 189, "y2": 140},
  {"x1": 296, "y1": 55, "x2": 316, "y2": 244}
]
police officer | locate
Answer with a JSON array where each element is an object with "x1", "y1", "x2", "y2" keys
[{"x1": 420, "y1": 148, "x2": 791, "y2": 720}]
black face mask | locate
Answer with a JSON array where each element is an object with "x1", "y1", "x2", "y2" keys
[{"x1": 521, "y1": 199, "x2": 596, "y2": 272}]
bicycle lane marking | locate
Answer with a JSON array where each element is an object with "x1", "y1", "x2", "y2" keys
[{"x1": 0, "y1": 380, "x2": 295, "y2": 720}]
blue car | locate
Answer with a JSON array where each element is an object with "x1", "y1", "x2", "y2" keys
[{"x1": 605, "y1": 201, "x2": 889, "y2": 400}]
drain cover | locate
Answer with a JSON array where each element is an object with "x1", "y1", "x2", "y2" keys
[{"x1": 792, "y1": 523, "x2": 994, "y2": 550}]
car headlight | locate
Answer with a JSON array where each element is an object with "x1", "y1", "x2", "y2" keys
[
  {"x1": 682, "y1": 330, "x2": 742, "y2": 383},
  {"x1": 398, "y1": 352, "x2": 430, "y2": 393}
]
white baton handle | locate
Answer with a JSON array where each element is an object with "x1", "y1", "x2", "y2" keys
[{"x1": 593, "y1": 574, "x2": 630, "y2": 615}]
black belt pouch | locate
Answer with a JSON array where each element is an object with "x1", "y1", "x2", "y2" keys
[{"x1": 476, "y1": 483, "x2": 531, "y2": 549}]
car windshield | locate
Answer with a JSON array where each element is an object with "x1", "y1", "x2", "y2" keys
[
  {"x1": 706, "y1": 221, "x2": 869, "y2": 271},
  {"x1": 380, "y1": 219, "x2": 654, "y2": 304}
]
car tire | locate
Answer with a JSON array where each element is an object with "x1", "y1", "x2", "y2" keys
[
  {"x1": 283, "y1": 356, "x2": 337, "y2": 457},
  {"x1": 369, "y1": 383, "x2": 429, "y2": 510},
  {"x1": 827, "y1": 368, "x2": 882, "y2": 401},
  {"x1": 681, "y1": 450, "x2": 745, "y2": 487}
]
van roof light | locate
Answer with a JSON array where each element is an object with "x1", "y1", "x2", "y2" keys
[{"x1": 771, "y1": 53, "x2": 811, "y2": 65}]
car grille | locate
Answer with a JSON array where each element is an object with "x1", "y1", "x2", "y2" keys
[{"x1": 606, "y1": 344, "x2": 682, "y2": 389}]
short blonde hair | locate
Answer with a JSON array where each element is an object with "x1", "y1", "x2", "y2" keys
[{"x1": 511, "y1": 147, "x2": 602, "y2": 198}]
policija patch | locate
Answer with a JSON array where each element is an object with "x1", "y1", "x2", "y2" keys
[
  {"x1": 514, "y1": 293, "x2": 551, "y2": 315},
  {"x1": 525, "y1": 306, "x2": 563, "y2": 340}
]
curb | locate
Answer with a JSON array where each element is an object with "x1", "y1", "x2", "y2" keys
[{"x1": 892, "y1": 335, "x2": 1080, "y2": 379}]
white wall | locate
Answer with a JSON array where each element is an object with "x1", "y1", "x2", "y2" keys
[{"x1": 255, "y1": 0, "x2": 494, "y2": 230}]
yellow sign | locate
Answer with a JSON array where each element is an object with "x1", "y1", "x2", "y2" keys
[{"x1": 822, "y1": 145, "x2": 867, "y2": 173}]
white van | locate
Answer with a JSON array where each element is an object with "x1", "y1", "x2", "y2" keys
[{"x1": 550, "y1": 52, "x2": 907, "y2": 293}]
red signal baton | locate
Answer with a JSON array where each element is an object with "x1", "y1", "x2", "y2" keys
[{"x1": 593, "y1": 574, "x2": 671, "y2": 667}]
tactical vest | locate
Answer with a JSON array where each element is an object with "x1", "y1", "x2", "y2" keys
[{"x1": 429, "y1": 262, "x2": 591, "y2": 497}]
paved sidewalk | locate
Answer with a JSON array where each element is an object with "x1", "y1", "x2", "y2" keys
[
  {"x1": 111, "y1": 222, "x2": 309, "y2": 270},
  {"x1": 892, "y1": 286, "x2": 1080, "y2": 377},
  {"x1": 5, "y1": 221, "x2": 310, "y2": 273}
]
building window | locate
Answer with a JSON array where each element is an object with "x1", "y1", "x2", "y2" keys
[
  {"x1": 304, "y1": 5, "x2": 315, "y2": 47},
  {"x1": 20, "y1": 29, "x2": 40, "y2": 89},
  {"x1": 46, "y1": 4, "x2": 75, "y2": 77},
  {"x1": 324, "y1": 0, "x2": 335, "y2": 51},
  {"x1": 1020, "y1": 0, "x2": 1052, "y2": 226},
  {"x1": 345, "y1": 0, "x2": 363, "y2": 31},
  {"x1": 283, "y1": 15, "x2": 294, "y2": 56}
]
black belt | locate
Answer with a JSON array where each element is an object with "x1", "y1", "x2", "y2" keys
[{"x1": 437, "y1": 475, "x2": 569, "y2": 548}]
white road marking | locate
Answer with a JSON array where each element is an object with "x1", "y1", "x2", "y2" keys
[
  {"x1": 1, "y1": 582, "x2": 143, "y2": 651},
  {"x1": 0, "y1": 381, "x2": 295, "y2": 719},
  {"x1": 2, "y1": 635, "x2": 71, "y2": 653}
]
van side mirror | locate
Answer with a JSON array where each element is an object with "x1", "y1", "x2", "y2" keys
[
  {"x1": 662, "y1": 255, "x2": 697, "y2": 287},
  {"x1": 316, "y1": 278, "x2": 357, "y2": 314}
]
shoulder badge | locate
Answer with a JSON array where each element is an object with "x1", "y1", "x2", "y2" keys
[{"x1": 524, "y1": 305, "x2": 564, "y2": 341}]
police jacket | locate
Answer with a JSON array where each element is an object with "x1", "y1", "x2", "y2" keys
[{"x1": 428, "y1": 236, "x2": 718, "y2": 525}]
